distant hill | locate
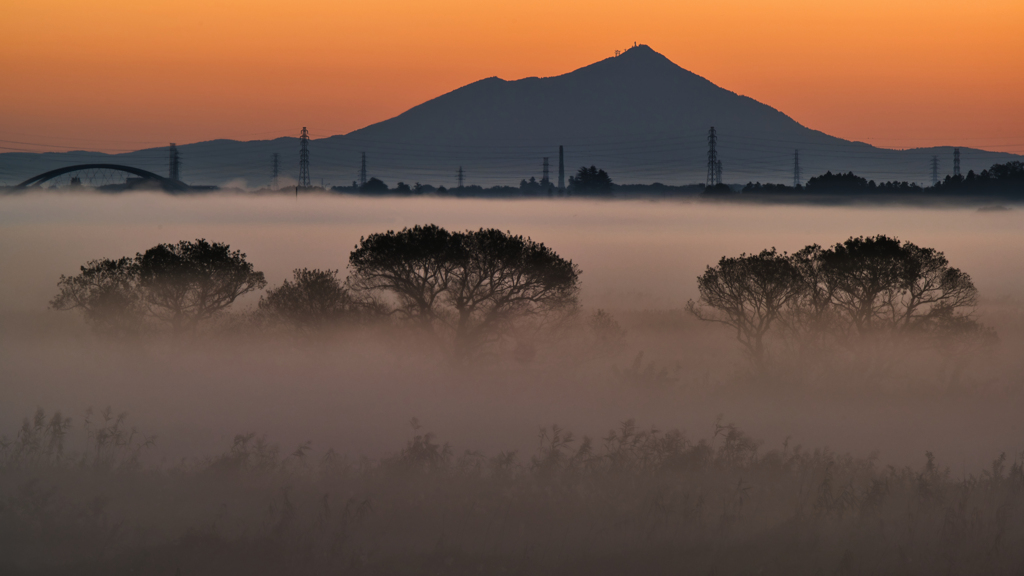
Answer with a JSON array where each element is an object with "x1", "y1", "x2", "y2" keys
[{"x1": 2, "y1": 45, "x2": 1020, "y2": 189}]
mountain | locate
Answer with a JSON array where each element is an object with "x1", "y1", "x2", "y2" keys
[{"x1": 2, "y1": 45, "x2": 1019, "y2": 189}]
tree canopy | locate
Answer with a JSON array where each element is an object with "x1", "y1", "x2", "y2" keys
[
  {"x1": 688, "y1": 235, "x2": 985, "y2": 369},
  {"x1": 933, "y1": 161, "x2": 1024, "y2": 195},
  {"x1": 359, "y1": 177, "x2": 388, "y2": 193},
  {"x1": 52, "y1": 239, "x2": 265, "y2": 333},
  {"x1": 569, "y1": 166, "x2": 613, "y2": 193},
  {"x1": 687, "y1": 249, "x2": 803, "y2": 365},
  {"x1": 258, "y1": 268, "x2": 366, "y2": 331},
  {"x1": 348, "y1": 224, "x2": 580, "y2": 356},
  {"x1": 50, "y1": 257, "x2": 143, "y2": 336}
]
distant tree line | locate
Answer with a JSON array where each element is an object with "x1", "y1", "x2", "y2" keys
[
  {"x1": 332, "y1": 165, "x2": 617, "y2": 197},
  {"x1": 932, "y1": 161, "x2": 1024, "y2": 195},
  {"x1": 325, "y1": 161, "x2": 1023, "y2": 199},
  {"x1": 744, "y1": 172, "x2": 926, "y2": 194},
  {"x1": 743, "y1": 161, "x2": 1023, "y2": 196},
  {"x1": 568, "y1": 166, "x2": 614, "y2": 194}
]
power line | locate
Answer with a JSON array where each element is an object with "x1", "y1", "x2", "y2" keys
[
  {"x1": 271, "y1": 152, "x2": 279, "y2": 189},
  {"x1": 930, "y1": 155, "x2": 939, "y2": 186},
  {"x1": 298, "y1": 127, "x2": 310, "y2": 188},
  {"x1": 954, "y1": 148, "x2": 961, "y2": 177},
  {"x1": 793, "y1": 149, "x2": 801, "y2": 187},
  {"x1": 168, "y1": 143, "x2": 180, "y2": 181},
  {"x1": 558, "y1": 145, "x2": 565, "y2": 191},
  {"x1": 706, "y1": 127, "x2": 718, "y2": 187}
]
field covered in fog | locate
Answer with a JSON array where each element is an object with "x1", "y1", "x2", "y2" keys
[{"x1": 2, "y1": 192, "x2": 1024, "y2": 574}]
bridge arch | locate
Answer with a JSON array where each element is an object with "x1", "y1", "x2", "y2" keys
[{"x1": 15, "y1": 164, "x2": 188, "y2": 191}]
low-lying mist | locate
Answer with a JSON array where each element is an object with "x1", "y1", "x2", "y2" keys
[{"x1": 2, "y1": 191, "x2": 1023, "y2": 574}]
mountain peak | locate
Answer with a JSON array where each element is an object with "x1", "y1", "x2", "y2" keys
[
  {"x1": 620, "y1": 43, "x2": 657, "y2": 56},
  {"x1": 563, "y1": 43, "x2": 699, "y2": 85},
  {"x1": 612, "y1": 44, "x2": 673, "y2": 65},
  {"x1": 331, "y1": 45, "x2": 1022, "y2": 185}
]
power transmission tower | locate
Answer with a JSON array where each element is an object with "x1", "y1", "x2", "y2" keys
[
  {"x1": 954, "y1": 148, "x2": 961, "y2": 177},
  {"x1": 271, "y1": 153, "x2": 279, "y2": 190},
  {"x1": 359, "y1": 152, "x2": 367, "y2": 187},
  {"x1": 168, "y1": 143, "x2": 180, "y2": 181},
  {"x1": 931, "y1": 155, "x2": 939, "y2": 186},
  {"x1": 558, "y1": 145, "x2": 565, "y2": 191},
  {"x1": 542, "y1": 157, "x2": 550, "y2": 186},
  {"x1": 457, "y1": 166, "x2": 464, "y2": 188},
  {"x1": 298, "y1": 127, "x2": 311, "y2": 188},
  {"x1": 793, "y1": 149, "x2": 801, "y2": 187},
  {"x1": 717, "y1": 160, "x2": 723, "y2": 188},
  {"x1": 706, "y1": 127, "x2": 718, "y2": 187}
]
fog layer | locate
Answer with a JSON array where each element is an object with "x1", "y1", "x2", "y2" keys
[{"x1": 2, "y1": 192, "x2": 1023, "y2": 471}]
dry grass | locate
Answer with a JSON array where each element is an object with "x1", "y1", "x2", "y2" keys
[{"x1": 2, "y1": 410, "x2": 1022, "y2": 575}]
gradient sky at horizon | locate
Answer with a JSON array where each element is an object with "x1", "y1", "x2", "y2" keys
[{"x1": 1, "y1": 0, "x2": 1022, "y2": 154}]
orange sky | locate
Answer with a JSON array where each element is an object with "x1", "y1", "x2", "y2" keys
[{"x1": 1, "y1": 0, "x2": 1022, "y2": 154}]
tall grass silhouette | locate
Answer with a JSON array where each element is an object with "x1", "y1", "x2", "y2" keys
[{"x1": 2, "y1": 409, "x2": 1022, "y2": 575}]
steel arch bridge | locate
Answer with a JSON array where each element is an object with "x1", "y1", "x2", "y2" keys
[{"x1": 14, "y1": 164, "x2": 188, "y2": 191}]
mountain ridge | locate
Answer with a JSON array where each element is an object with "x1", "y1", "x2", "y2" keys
[{"x1": 2, "y1": 45, "x2": 1019, "y2": 188}]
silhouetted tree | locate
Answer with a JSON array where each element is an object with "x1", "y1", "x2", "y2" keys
[
  {"x1": 686, "y1": 249, "x2": 803, "y2": 365},
  {"x1": 52, "y1": 240, "x2": 265, "y2": 334},
  {"x1": 933, "y1": 161, "x2": 1024, "y2": 196},
  {"x1": 810, "y1": 235, "x2": 978, "y2": 337},
  {"x1": 258, "y1": 268, "x2": 364, "y2": 331},
  {"x1": 50, "y1": 257, "x2": 143, "y2": 335},
  {"x1": 781, "y1": 244, "x2": 841, "y2": 350},
  {"x1": 797, "y1": 235, "x2": 983, "y2": 374},
  {"x1": 701, "y1": 183, "x2": 734, "y2": 195},
  {"x1": 569, "y1": 166, "x2": 613, "y2": 193},
  {"x1": 136, "y1": 239, "x2": 266, "y2": 333},
  {"x1": 804, "y1": 171, "x2": 870, "y2": 194},
  {"x1": 690, "y1": 236, "x2": 986, "y2": 371},
  {"x1": 742, "y1": 182, "x2": 797, "y2": 193},
  {"x1": 348, "y1": 225, "x2": 580, "y2": 357},
  {"x1": 359, "y1": 177, "x2": 388, "y2": 193},
  {"x1": 518, "y1": 176, "x2": 554, "y2": 195}
]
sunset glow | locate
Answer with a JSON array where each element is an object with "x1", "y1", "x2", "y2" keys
[{"x1": 2, "y1": 0, "x2": 1022, "y2": 153}]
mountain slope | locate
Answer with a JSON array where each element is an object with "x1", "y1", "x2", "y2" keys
[
  {"x1": 350, "y1": 45, "x2": 817, "y2": 142},
  {"x1": 2, "y1": 45, "x2": 1019, "y2": 188}
]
